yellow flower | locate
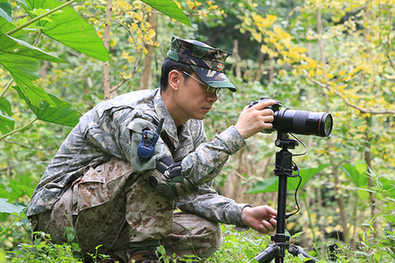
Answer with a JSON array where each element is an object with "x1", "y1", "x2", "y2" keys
[{"x1": 186, "y1": 0, "x2": 195, "y2": 9}]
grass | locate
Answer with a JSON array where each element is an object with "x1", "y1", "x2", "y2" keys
[{"x1": 0, "y1": 213, "x2": 394, "y2": 263}]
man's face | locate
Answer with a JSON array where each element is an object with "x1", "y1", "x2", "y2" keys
[{"x1": 172, "y1": 70, "x2": 219, "y2": 122}]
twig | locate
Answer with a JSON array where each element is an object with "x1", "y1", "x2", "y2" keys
[
  {"x1": 0, "y1": 118, "x2": 38, "y2": 141},
  {"x1": 7, "y1": 0, "x2": 77, "y2": 35},
  {"x1": 387, "y1": 54, "x2": 395, "y2": 71},
  {"x1": 310, "y1": 78, "x2": 395, "y2": 115},
  {"x1": 110, "y1": 78, "x2": 128, "y2": 93}
]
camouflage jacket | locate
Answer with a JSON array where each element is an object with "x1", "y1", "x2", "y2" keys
[{"x1": 27, "y1": 89, "x2": 248, "y2": 226}]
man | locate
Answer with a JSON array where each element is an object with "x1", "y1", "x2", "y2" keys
[{"x1": 27, "y1": 36, "x2": 277, "y2": 263}]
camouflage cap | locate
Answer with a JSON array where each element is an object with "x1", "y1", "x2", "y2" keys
[{"x1": 167, "y1": 36, "x2": 236, "y2": 91}]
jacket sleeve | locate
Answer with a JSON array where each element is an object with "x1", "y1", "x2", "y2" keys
[
  {"x1": 175, "y1": 184, "x2": 250, "y2": 226},
  {"x1": 181, "y1": 125, "x2": 246, "y2": 186}
]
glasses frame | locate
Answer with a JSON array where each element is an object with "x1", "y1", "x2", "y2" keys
[{"x1": 182, "y1": 71, "x2": 223, "y2": 98}]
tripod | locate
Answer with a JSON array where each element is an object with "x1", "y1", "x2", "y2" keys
[{"x1": 255, "y1": 132, "x2": 317, "y2": 263}]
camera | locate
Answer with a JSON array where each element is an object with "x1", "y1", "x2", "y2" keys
[{"x1": 249, "y1": 98, "x2": 333, "y2": 137}]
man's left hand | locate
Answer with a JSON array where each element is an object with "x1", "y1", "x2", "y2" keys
[{"x1": 241, "y1": 205, "x2": 277, "y2": 234}]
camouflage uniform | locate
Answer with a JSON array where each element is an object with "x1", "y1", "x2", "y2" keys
[{"x1": 28, "y1": 37, "x2": 248, "y2": 262}]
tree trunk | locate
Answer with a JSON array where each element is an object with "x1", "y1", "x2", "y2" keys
[
  {"x1": 103, "y1": 0, "x2": 112, "y2": 99},
  {"x1": 233, "y1": 39, "x2": 242, "y2": 79},
  {"x1": 317, "y1": 6, "x2": 349, "y2": 245},
  {"x1": 364, "y1": 116, "x2": 377, "y2": 239},
  {"x1": 255, "y1": 52, "x2": 264, "y2": 82},
  {"x1": 140, "y1": 11, "x2": 157, "y2": 90}
]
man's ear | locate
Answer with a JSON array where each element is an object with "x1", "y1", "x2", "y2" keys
[{"x1": 168, "y1": 70, "x2": 182, "y2": 91}]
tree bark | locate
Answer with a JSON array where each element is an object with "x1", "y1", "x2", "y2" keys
[
  {"x1": 233, "y1": 39, "x2": 242, "y2": 79},
  {"x1": 317, "y1": 6, "x2": 349, "y2": 245},
  {"x1": 364, "y1": 116, "x2": 377, "y2": 239},
  {"x1": 103, "y1": 0, "x2": 112, "y2": 99},
  {"x1": 140, "y1": 11, "x2": 157, "y2": 90}
]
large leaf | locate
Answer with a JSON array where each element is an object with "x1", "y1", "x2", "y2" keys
[
  {"x1": 342, "y1": 162, "x2": 368, "y2": 188},
  {"x1": 0, "y1": 33, "x2": 80, "y2": 126},
  {"x1": 342, "y1": 162, "x2": 370, "y2": 200},
  {"x1": 0, "y1": 97, "x2": 11, "y2": 115},
  {"x1": 13, "y1": 83, "x2": 80, "y2": 126},
  {"x1": 0, "y1": 16, "x2": 15, "y2": 33},
  {"x1": 25, "y1": 0, "x2": 109, "y2": 61},
  {"x1": 0, "y1": 112, "x2": 14, "y2": 133},
  {"x1": 247, "y1": 164, "x2": 329, "y2": 194},
  {"x1": 0, "y1": 198, "x2": 24, "y2": 214},
  {"x1": 0, "y1": 1, "x2": 12, "y2": 22},
  {"x1": 141, "y1": 0, "x2": 191, "y2": 27},
  {"x1": 0, "y1": 33, "x2": 61, "y2": 81},
  {"x1": 0, "y1": 97, "x2": 14, "y2": 133}
]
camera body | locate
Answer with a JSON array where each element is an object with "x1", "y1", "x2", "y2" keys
[{"x1": 249, "y1": 97, "x2": 333, "y2": 137}]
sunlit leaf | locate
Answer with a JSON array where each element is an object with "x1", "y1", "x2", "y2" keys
[
  {"x1": 141, "y1": 0, "x2": 191, "y2": 27},
  {"x1": 0, "y1": 112, "x2": 14, "y2": 133},
  {"x1": 0, "y1": 1, "x2": 12, "y2": 22},
  {"x1": 342, "y1": 162, "x2": 368, "y2": 188},
  {"x1": 13, "y1": 84, "x2": 80, "y2": 126},
  {"x1": 0, "y1": 33, "x2": 61, "y2": 81},
  {"x1": 0, "y1": 97, "x2": 12, "y2": 115},
  {"x1": 24, "y1": 0, "x2": 109, "y2": 61}
]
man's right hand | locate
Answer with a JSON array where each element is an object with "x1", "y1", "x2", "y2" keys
[{"x1": 235, "y1": 100, "x2": 276, "y2": 139}]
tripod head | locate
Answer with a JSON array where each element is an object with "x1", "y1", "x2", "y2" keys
[{"x1": 275, "y1": 132, "x2": 298, "y2": 150}]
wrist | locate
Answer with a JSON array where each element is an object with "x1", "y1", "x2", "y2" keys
[{"x1": 240, "y1": 205, "x2": 252, "y2": 226}]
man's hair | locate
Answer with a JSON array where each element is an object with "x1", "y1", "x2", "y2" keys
[{"x1": 160, "y1": 58, "x2": 193, "y2": 92}]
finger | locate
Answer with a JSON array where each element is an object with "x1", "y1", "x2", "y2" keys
[
  {"x1": 261, "y1": 220, "x2": 275, "y2": 232},
  {"x1": 265, "y1": 206, "x2": 277, "y2": 216},
  {"x1": 260, "y1": 109, "x2": 274, "y2": 117},
  {"x1": 269, "y1": 218, "x2": 277, "y2": 227},
  {"x1": 253, "y1": 100, "x2": 277, "y2": 110},
  {"x1": 259, "y1": 115, "x2": 274, "y2": 123}
]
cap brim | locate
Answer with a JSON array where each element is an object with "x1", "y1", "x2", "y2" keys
[{"x1": 191, "y1": 66, "x2": 236, "y2": 92}]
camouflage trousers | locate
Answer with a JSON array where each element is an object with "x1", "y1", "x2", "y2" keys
[{"x1": 30, "y1": 159, "x2": 222, "y2": 262}]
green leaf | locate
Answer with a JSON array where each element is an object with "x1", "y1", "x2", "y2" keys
[
  {"x1": 0, "y1": 198, "x2": 24, "y2": 214},
  {"x1": 0, "y1": 1, "x2": 12, "y2": 22},
  {"x1": 0, "y1": 16, "x2": 15, "y2": 33},
  {"x1": 15, "y1": 0, "x2": 28, "y2": 8},
  {"x1": 342, "y1": 162, "x2": 369, "y2": 187},
  {"x1": 141, "y1": 0, "x2": 191, "y2": 27},
  {"x1": 378, "y1": 177, "x2": 395, "y2": 199},
  {"x1": 0, "y1": 97, "x2": 12, "y2": 115},
  {"x1": 247, "y1": 164, "x2": 329, "y2": 194},
  {"x1": 0, "y1": 112, "x2": 14, "y2": 133},
  {"x1": 0, "y1": 33, "x2": 61, "y2": 82},
  {"x1": 13, "y1": 84, "x2": 80, "y2": 126},
  {"x1": 25, "y1": 0, "x2": 109, "y2": 61}
]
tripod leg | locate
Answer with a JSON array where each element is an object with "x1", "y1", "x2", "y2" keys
[
  {"x1": 255, "y1": 244, "x2": 279, "y2": 263},
  {"x1": 288, "y1": 245, "x2": 318, "y2": 263}
]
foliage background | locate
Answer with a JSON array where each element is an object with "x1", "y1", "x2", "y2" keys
[{"x1": 0, "y1": 0, "x2": 394, "y2": 262}]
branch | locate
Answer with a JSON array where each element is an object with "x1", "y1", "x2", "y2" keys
[
  {"x1": 7, "y1": 0, "x2": 77, "y2": 35},
  {"x1": 111, "y1": 52, "x2": 142, "y2": 93},
  {"x1": 387, "y1": 54, "x2": 395, "y2": 71},
  {"x1": 110, "y1": 78, "x2": 128, "y2": 93},
  {"x1": 0, "y1": 118, "x2": 38, "y2": 141},
  {"x1": 311, "y1": 78, "x2": 395, "y2": 115}
]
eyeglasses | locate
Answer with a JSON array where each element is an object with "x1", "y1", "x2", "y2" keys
[{"x1": 182, "y1": 71, "x2": 223, "y2": 97}]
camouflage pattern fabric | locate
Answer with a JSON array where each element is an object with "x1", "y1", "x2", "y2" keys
[
  {"x1": 28, "y1": 88, "x2": 250, "y2": 261},
  {"x1": 28, "y1": 89, "x2": 248, "y2": 227},
  {"x1": 167, "y1": 36, "x2": 236, "y2": 91},
  {"x1": 31, "y1": 159, "x2": 221, "y2": 263}
]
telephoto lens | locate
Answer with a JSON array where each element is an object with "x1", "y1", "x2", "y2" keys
[{"x1": 249, "y1": 98, "x2": 333, "y2": 137}]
